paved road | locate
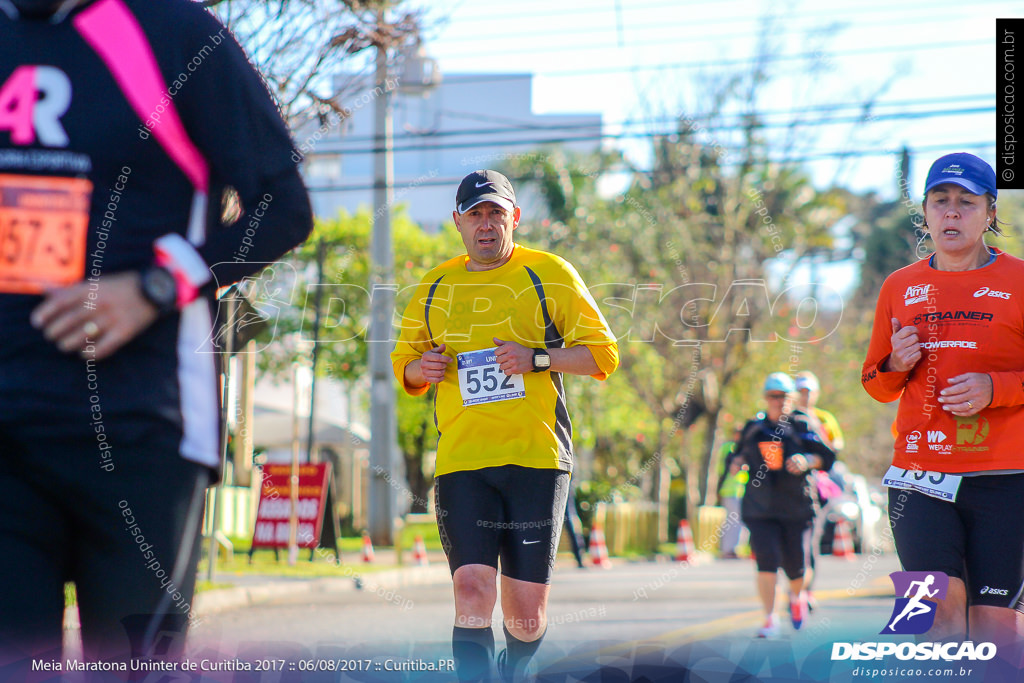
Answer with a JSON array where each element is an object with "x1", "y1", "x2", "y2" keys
[
  {"x1": 181, "y1": 552, "x2": 938, "y2": 681},
  {"x1": 59, "y1": 551, "x2": 1020, "y2": 681}
]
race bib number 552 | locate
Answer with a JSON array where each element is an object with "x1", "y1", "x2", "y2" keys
[
  {"x1": 0, "y1": 174, "x2": 90, "y2": 294},
  {"x1": 457, "y1": 347, "x2": 526, "y2": 407}
]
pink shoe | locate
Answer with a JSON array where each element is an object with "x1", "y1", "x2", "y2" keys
[
  {"x1": 757, "y1": 614, "x2": 780, "y2": 638},
  {"x1": 789, "y1": 591, "x2": 807, "y2": 630}
]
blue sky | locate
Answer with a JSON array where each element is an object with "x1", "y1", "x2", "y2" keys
[{"x1": 413, "y1": 0, "x2": 1014, "y2": 201}]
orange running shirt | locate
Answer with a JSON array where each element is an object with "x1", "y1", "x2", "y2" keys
[{"x1": 862, "y1": 249, "x2": 1024, "y2": 472}]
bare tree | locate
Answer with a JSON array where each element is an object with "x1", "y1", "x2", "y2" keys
[{"x1": 205, "y1": 0, "x2": 423, "y2": 121}]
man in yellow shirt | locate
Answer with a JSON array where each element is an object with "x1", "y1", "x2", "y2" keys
[
  {"x1": 794, "y1": 371, "x2": 845, "y2": 451},
  {"x1": 392, "y1": 170, "x2": 618, "y2": 681}
]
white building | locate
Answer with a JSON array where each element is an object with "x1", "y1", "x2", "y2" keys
[{"x1": 298, "y1": 72, "x2": 603, "y2": 231}]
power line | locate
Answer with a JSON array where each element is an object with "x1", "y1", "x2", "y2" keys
[
  {"x1": 318, "y1": 94, "x2": 994, "y2": 145},
  {"x1": 424, "y1": 11, "x2": 991, "y2": 59},
  {"x1": 428, "y1": 0, "x2": 1009, "y2": 42},
  {"x1": 307, "y1": 105, "x2": 994, "y2": 155},
  {"x1": 423, "y1": 39, "x2": 988, "y2": 82},
  {"x1": 427, "y1": 0, "x2": 737, "y2": 25},
  {"x1": 305, "y1": 141, "x2": 995, "y2": 194}
]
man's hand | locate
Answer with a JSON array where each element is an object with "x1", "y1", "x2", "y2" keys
[
  {"x1": 886, "y1": 318, "x2": 922, "y2": 373},
  {"x1": 403, "y1": 345, "x2": 451, "y2": 388},
  {"x1": 938, "y1": 373, "x2": 993, "y2": 417},
  {"x1": 493, "y1": 337, "x2": 533, "y2": 375},
  {"x1": 418, "y1": 344, "x2": 452, "y2": 384},
  {"x1": 30, "y1": 272, "x2": 159, "y2": 361}
]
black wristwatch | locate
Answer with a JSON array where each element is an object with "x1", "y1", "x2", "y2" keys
[
  {"x1": 139, "y1": 265, "x2": 178, "y2": 313},
  {"x1": 531, "y1": 348, "x2": 551, "y2": 372}
]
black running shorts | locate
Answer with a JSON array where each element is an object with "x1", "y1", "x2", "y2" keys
[
  {"x1": 745, "y1": 518, "x2": 813, "y2": 580},
  {"x1": 888, "y1": 473, "x2": 1024, "y2": 609},
  {"x1": 434, "y1": 465, "x2": 569, "y2": 584}
]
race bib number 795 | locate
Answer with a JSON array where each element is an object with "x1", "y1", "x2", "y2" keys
[
  {"x1": 882, "y1": 465, "x2": 962, "y2": 502},
  {"x1": 457, "y1": 347, "x2": 526, "y2": 407}
]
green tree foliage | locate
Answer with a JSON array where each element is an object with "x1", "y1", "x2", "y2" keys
[
  {"x1": 261, "y1": 208, "x2": 462, "y2": 512},
  {"x1": 507, "y1": 128, "x2": 847, "y2": 522}
]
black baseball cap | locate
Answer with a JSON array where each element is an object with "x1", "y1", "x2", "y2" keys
[{"x1": 455, "y1": 170, "x2": 516, "y2": 214}]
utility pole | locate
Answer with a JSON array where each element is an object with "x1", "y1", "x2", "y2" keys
[
  {"x1": 335, "y1": 4, "x2": 434, "y2": 546},
  {"x1": 367, "y1": 7, "x2": 399, "y2": 545},
  {"x1": 306, "y1": 239, "x2": 326, "y2": 464}
]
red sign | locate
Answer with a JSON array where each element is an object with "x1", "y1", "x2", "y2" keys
[{"x1": 251, "y1": 462, "x2": 331, "y2": 548}]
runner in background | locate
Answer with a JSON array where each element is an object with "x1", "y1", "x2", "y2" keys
[
  {"x1": 793, "y1": 371, "x2": 845, "y2": 452},
  {"x1": 0, "y1": 0, "x2": 312, "y2": 667},
  {"x1": 563, "y1": 473, "x2": 587, "y2": 569},
  {"x1": 717, "y1": 427, "x2": 747, "y2": 559},
  {"x1": 735, "y1": 373, "x2": 835, "y2": 638},
  {"x1": 792, "y1": 370, "x2": 846, "y2": 610}
]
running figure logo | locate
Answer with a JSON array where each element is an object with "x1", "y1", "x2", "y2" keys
[{"x1": 882, "y1": 571, "x2": 949, "y2": 634}]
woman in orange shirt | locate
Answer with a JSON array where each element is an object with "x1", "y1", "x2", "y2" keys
[{"x1": 862, "y1": 153, "x2": 1024, "y2": 652}]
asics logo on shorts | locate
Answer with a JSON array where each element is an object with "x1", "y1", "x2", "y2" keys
[
  {"x1": 979, "y1": 586, "x2": 1008, "y2": 596},
  {"x1": 0, "y1": 66, "x2": 72, "y2": 147}
]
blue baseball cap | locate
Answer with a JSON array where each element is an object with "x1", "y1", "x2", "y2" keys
[
  {"x1": 764, "y1": 372, "x2": 795, "y2": 394},
  {"x1": 923, "y1": 153, "x2": 997, "y2": 199}
]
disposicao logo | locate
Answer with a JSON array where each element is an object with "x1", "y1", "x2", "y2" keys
[
  {"x1": 883, "y1": 571, "x2": 947, "y2": 634},
  {"x1": 830, "y1": 570, "x2": 997, "y2": 664}
]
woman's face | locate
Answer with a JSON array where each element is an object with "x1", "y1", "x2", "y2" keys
[
  {"x1": 924, "y1": 184, "x2": 996, "y2": 258},
  {"x1": 764, "y1": 391, "x2": 792, "y2": 421}
]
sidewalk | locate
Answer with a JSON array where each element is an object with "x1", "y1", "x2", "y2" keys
[{"x1": 194, "y1": 556, "x2": 452, "y2": 617}]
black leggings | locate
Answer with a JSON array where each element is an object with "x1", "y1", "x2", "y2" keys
[
  {"x1": 745, "y1": 518, "x2": 813, "y2": 580},
  {"x1": 0, "y1": 415, "x2": 210, "y2": 665}
]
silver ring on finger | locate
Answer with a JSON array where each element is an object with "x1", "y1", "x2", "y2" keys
[{"x1": 83, "y1": 320, "x2": 101, "y2": 338}]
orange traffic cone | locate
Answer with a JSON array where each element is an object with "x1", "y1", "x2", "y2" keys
[
  {"x1": 361, "y1": 532, "x2": 375, "y2": 563},
  {"x1": 675, "y1": 520, "x2": 695, "y2": 563},
  {"x1": 832, "y1": 518, "x2": 855, "y2": 560},
  {"x1": 412, "y1": 535, "x2": 429, "y2": 566},
  {"x1": 589, "y1": 522, "x2": 611, "y2": 569}
]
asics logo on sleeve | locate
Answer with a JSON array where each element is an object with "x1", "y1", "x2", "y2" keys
[{"x1": 0, "y1": 66, "x2": 72, "y2": 147}]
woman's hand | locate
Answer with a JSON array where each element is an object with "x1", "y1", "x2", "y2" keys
[
  {"x1": 938, "y1": 373, "x2": 993, "y2": 417},
  {"x1": 886, "y1": 318, "x2": 922, "y2": 373}
]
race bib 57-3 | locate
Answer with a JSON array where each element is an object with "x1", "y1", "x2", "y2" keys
[{"x1": 0, "y1": 174, "x2": 90, "y2": 294}]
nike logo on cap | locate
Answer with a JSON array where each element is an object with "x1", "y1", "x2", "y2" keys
[{"x1": 475, "y1": 181, "x2": 493, "y2": 188}]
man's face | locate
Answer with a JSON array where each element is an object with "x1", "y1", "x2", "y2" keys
[
  {"x1": 797, "y1": 388, "x2": 816, "y2": 409},
  {"x1": 453, "y1": 202, "x2": 520, "y2": 271}
]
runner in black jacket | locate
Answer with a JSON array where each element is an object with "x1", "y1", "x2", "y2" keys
[
  {"x1": 735, "y1": 372, "x2": 835, "y2": 638},
  {"x1": 0, "y1": 0, "x2": 312, "y2": 667}
]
